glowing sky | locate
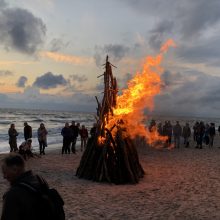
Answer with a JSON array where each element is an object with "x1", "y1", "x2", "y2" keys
[{"x1": 1, "y1": 0, "x2": 220, "y2": 116}]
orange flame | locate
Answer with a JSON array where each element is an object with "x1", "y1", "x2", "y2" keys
[{"x1": 107, "y1": 39, "x2": 176, "y2": 147}]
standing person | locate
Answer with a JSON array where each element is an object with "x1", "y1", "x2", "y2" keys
[
  {"x1": 193, "y1": 121, "x2": 199, "y2": 142},
  {"x1": 61, "y1": 122, "x2": 72, "y2": 154},
  {"x1": 79, "y1": 125, "x2": 88, "y2": 151},
  {"x1": 182, "y1": 123, "x2": 191, "y2": 148},
  {"x1": 24, "y1": 122, "x2": 32, "y2": 141},
  {"x1": 69, "y1": 121, "x2": 79, "y2": 154},
  {"x1": 209, "y1": 123, "x2": 216, "y2": 148},
  {"x1": 166, "y1": 121, "x2": 173, "y2": 148},
  {"x1": 157, "y1": 122, "x2": 163, "y2": 136},
  {"x1": 173, "y1": 121, "x2": 182, "y2": 148},
  {"x1": 1, "y1": 153, "x2": 65, "y2": 220},
  {"x1": 90, "y1": 123, "x2": 97, "y2": 138},
  {"x1": 37, "y1": 123, "x2": 48, "y2": 155},
  {"x1": 8, "y1": 124, "x2": 19, "y2": 152},
  {"x1": 196, "y1": 121, "x2": 205, "y2": 149}
]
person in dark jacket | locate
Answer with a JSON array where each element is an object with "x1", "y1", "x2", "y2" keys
[
  {"x1": 182, "y1": 123, "x2": 191, "y2": 148},
  {"x1": 1, "y1": 154, "x2": 49, "y2": 220},
  {"x1": 24, "y1": 122, "x2": 32, "y2": 141},
  {"x1": 8, "y1": 124, "x2": 19, "y2": 152},
  {"x1": 61, "y1": 122, "x2": 72, "y2": 154}
]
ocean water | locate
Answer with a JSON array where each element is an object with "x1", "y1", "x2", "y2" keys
[
  {"x1": 0, "y1": 108, "x2": 219, "y2": 154},
  {"x1": 0, "y1": 108, "x2": 95, "y2": 153}
]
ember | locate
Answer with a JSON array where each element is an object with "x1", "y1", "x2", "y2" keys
[{"x1": 76, "y1": 40, "x2": 176, "y2": 184}]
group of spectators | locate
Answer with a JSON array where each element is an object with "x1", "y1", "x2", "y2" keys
[
  {"x1": 8, "y1": 122, "x2": 48, "y2": 159},
  {"x1": 150, "y1": 120, "x2": 218, "y2": 149},
  {"x1": 61, "y1": 121, "x2": 97, "y2": 154}
]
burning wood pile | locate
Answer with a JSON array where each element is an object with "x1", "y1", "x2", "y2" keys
[
  {"x1": 76, "y1": 56, "x2": 145, "y2": 184},
  {"x1": 76, "y1": 39, "x2": 176, "y2": 184}
]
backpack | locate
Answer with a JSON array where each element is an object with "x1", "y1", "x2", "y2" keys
[{"x1": 18, "y1": 176, "x2": 65, "y2": 220}]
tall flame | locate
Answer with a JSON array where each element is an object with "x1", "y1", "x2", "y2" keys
[{"x1": 107, "y1": 39, "x2": 176, "y2": 146}]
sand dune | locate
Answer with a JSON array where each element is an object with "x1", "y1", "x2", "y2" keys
[{"x1": 1, "y1": 138, "x2": 220, "y2": 219}]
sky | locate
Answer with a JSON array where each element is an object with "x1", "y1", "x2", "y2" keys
[{"x1": 1, "y1": 0, "x2": 220, "y2": 117}]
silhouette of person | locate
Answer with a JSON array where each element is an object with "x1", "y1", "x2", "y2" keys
[
  {"x1": 24, "y1": 122, "x2": 32, "y2": 141},
  {"x1": 8, "y1": 124, "x2": 19, "y2": 152}
]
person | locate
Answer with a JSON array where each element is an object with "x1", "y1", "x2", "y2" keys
[
  {"x1": 157, "y1": 122, "x2": 163, "y2": 136},
  {"x1": 8, "y1": 124, "x2": 19, "y2": 152},
  {"x1": 203, "y1": 123, "x2": 210, "y2": 146},
  {"x1": 79, "y1": 125, "x2": 88, "y2": 151},
  {"x1": 19, "y1": 139, "x2": 33, "y2": 160},
  {"x1": 173, "y1": 121, "x2": 182, "y2": 148},
  {"x1": 1, "y1": 153, "x2": 65, "y2": 220},
  {"x1": 24, "y1": 122, "x2": 32, "y2": 141},
  {"x1": 182, "y1": 123, "x2": 191, "y2": 148},
  {"x1": 193, "y1": 121, "x2": 199, "y2": 142},
  {"x1": 61, "y1": 122, "x2": 72, "y2": 154},
  {"x1": 90, "y1": 123, "x2": 97, "y2": 138},
  {"x1": 209, "y1": 123, "x2": 216, "y2": 148},
  {"x1": 196, "y1": 121, "x2": 205, "y2": 149},
  {"x1": 69, "y1": 121, "x2": 79, "y2": 154},
  {"x1": 37, "y1": 123, "x2": 48, "y2": 155}
]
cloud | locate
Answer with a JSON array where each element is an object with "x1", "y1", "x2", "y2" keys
[
  {"x1": 154, "y1": 70, "x2": 220, "y2": 117},
  {"x1": 149, "y1": 20, "x2": 174, "y2": 50},
  {"x1": 16, "y1": 76, "x2": 28, "y2": 87},
  {"x1": 33, "y1": 72, "x2": 68, "y2": 89},
  {"x1": 2, "y1": 88, "x2": 96, "y2": 112},
  {"x1": 49, "y1": 38, "x2": 70, "y2": 52},
  {"x1": 40, "y1": 51, "x2": 92, "y2": 65},
  {"x1": 0, "y1": 70, "x2": 13, "y2": 76},
  {"x1": 69, "y1": 74, "x2": 88, "y2": 83},
  {"x1": 0, "y1": 0, "x2": 7, "y2": 9},
  {"x1": 94, "y1": 44, "x2": 129, "y2": 66},
  {"x1": 0, "y1": 7, "x2": 46, "y2": 54}
]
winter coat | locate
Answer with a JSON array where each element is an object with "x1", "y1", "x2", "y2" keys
[
  {"x1": 37, "y1": 127, "x2": 48, "y2": 142},
  {"x1": 24, "y1": 125, "x2": 32, "y2": 140},
  {"x1": 8, "y1": 128, "x2": 18, "y2": 143},
  {"x1": 1, "y1": 170, "x2": 47, "y2": 220}
]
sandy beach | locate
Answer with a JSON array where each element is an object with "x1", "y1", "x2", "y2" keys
[{"x1": 1, "y1": 138, "x2": 220, "y2": 220}]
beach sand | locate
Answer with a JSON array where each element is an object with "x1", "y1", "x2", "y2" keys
[{"x1": 1, "y1": 138, "x2": 220, "y2": 220}]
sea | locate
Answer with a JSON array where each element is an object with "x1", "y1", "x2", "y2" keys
[
  {"x1": 0, "y1": 108, "x2": 95, "y2": 153},
  {"x1": 0, "y1": 108, "x2": 220, "y2": 154}
]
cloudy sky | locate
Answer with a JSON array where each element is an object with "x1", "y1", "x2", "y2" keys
[{"x1": 0, "y1": 0, "x2": 220, "y2": 117}]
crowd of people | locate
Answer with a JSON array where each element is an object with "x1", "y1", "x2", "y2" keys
[
  {"x1": 149, "y1": 119, "x2": 219, "y2": 149},
  {"x1": 7, "y1": 121, "x2": 97, "y2": 158}
]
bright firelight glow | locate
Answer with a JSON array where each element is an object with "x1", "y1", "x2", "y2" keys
[{"x1": 106, "y1": 39, "x2": 176, "y2": 146}]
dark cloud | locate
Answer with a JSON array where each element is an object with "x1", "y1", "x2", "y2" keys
[
  {"x1": 149, "y1": 20, "x2": 174, "y2": 50},
  {"x1": 0, "y1": 7, "x2": 46, "y2": 54},
  {"x1": 177, "y1": 36, "x2": 220, "y2": 64},
  {"x1": 94, "y1": 44, "x2": 129, "y2": 66},
  {"x1": 49, "y1": 38, "x2": 70, "y2": 52},
  {"x1": 16, "y1": 76, "x2": 28, "y2": 88},
  {"x1": 154, "y1": 71, "x2": 220, "y2": 117},
  {"x1": 0, "y1": 70, "x2": 13, "y2": 76},
  {"x1": 178, "y1": 0, "x2": 220, "y2": 39},
  {"x1": 0, "y1": 0, "x2": 7, "y2": 9},
  {"x1": 33, "y1": 72, "x2": 67, "y2": 89},
  {"x1": 119, "y1": 0, "x2": 220, "y2": 48},
  {"x1": 70, "y1": 74, "x2": 88, "y2": 83}
]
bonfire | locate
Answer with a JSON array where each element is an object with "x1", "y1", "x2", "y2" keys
[{"x1": 76, "y1": 39, "x2": 176, "y2": 184}]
